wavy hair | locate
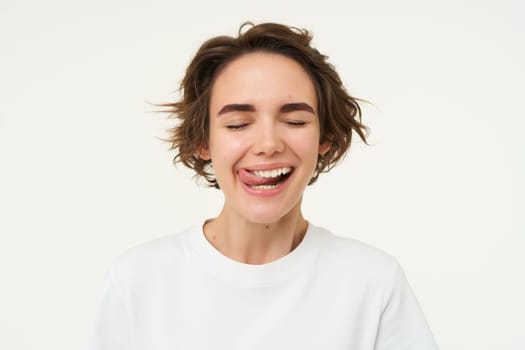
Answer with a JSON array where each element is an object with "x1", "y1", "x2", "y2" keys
[{"x1": 161, "y1": 22, "x2": 368, "y2": 188}]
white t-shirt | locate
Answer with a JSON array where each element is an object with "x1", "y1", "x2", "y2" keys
[{"x1": 86, "y1": 223, "x2": 438, "y2": 349}]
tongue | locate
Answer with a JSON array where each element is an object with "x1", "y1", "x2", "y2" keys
[{"x1": 238, "y1": 168, "x2": 280, "y2": 186}]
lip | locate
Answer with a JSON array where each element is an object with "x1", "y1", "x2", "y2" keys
[{"x1": 237, "y1": 163, "x2": 294, "y2": 198}]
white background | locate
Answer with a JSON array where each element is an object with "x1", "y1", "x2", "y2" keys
[{"x1": 1, "y1": 0, "x2": 524, "y2": 349}]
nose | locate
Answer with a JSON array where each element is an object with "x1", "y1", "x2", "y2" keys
[{"x1": 252, "y1": 120, "x2": 285, "y2": 156}]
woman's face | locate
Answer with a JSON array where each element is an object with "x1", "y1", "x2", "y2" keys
[{"x1": 201, "y1": 52, "x2": 329, "y2": 224}]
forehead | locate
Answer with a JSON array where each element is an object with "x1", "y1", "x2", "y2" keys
[{"x1": 209, "y1": 52, "x2": 317, "y2": 112}]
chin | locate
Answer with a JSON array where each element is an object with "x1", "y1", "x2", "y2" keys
[{"x1": 238, "y1": 201, "x2": 300, "y2": 226}]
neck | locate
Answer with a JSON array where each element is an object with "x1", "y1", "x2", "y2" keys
[{"x1": 203, "y1": 205, "x2": 308, "y2": 265}]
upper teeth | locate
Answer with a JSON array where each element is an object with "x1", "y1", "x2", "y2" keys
[{"x1": 252, "y1": 167, "x2": 291, "y2": 178}]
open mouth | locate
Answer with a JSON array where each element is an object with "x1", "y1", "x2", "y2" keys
[{"x1": 239, "y1": 167, "x2": 294, "y2": 190}]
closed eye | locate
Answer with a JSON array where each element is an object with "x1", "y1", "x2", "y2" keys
[
  {"x1": 286, "y1": 121, "x2": 307, "y2": 127},
  {"x1": 226, "y1": 123, "x2": 249, "y2": 130}
]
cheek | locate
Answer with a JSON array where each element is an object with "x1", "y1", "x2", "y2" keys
[
  {"x1": 287, "y1": 131, "x2": 321, "y2": 162},
  {"x1": 209, "y1": 133, "x2": 247, "y2": 162}
]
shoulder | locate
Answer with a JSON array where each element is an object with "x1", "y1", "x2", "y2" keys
[
  {"x1": 108, "y1": 226, "x2": 196, "y2": 284},
  {"x1": 309, "y1": 225, "x2": 438, "y2": 348},
  {"x1": 311, "y1": 224, "x2": 396, "y2": 264},
  {"x1": 309, "y1": 224, "x2": 400, "y2": 282}
]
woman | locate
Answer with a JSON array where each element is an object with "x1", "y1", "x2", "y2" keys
[{"x1": 87, "y1": 22, "x2": 438, "y2": 349}]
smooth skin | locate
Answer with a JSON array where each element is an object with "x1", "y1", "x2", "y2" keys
[{"x1": 200, "y1": 52, "x2": 330, "y2": 265}]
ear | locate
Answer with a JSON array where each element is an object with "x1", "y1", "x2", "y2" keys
[
  {"x1": 196, "y1": 146, "x2": 211, "y2": 161},
  {"x1": 318, "y1": 141, "x2": 331, "y2": 156}
]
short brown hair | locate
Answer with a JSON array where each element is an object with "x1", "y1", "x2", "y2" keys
[{"x1": 162, "y1": 22, "x2": 368, "y2": 188}]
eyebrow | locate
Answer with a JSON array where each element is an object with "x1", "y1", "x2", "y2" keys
[
  {"x1": 217, "y1": 102, "x2": 315, "y2": 116},
  {"x1": 280, "y1": 103, "x2": 315, "y2": 114},
  {"x1": 217, "y1": 104, "x2": 255, "y2": 115}
]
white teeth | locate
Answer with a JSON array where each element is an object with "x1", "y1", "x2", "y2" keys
[
  {"x1": 250, "y1": 184, "x2": 279, "y2": 190},
  {"x1": 252, "y1": 167, "x2": 291, "y2": 178}
]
